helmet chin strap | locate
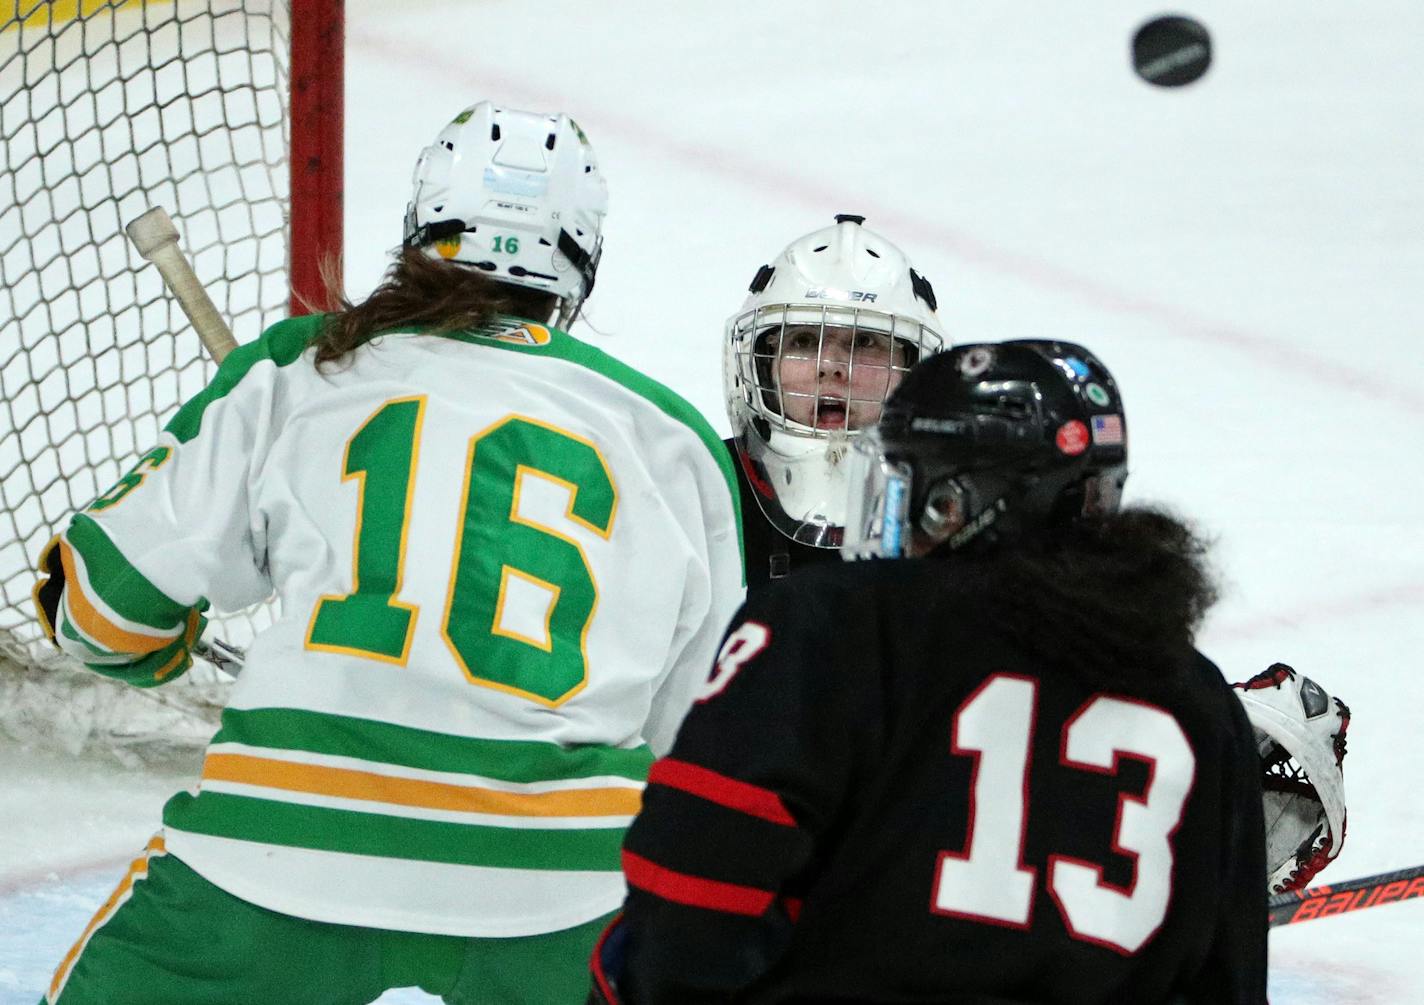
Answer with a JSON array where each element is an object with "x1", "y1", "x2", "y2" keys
[
  {"x1": 557, "y1": 229, "x2": 598, "y2": 297},
  {"x1": 554, "y1": 230, "x2": 600, "y2": 330},
  {"x1": 404, "y1": 218, "x2": 465, "y2": 249}
]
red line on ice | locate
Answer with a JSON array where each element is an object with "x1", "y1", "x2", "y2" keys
[{"x1": 1209, "y1": 580, "x2": 1424, "y2": 642}]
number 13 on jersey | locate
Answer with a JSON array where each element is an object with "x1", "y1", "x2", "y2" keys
[
  {"x1": 307, "y1": 398, "x2": 617, "y2": 706},
  {"x1": 933, "y1": 674, "x2": 1195, "y2": 955}
]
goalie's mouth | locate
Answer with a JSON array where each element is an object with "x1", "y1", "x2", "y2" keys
[{"x1": 813, "y1": 397, "x2": 848, "y2": 429}]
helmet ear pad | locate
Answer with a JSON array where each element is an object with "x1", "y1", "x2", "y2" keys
[
  {"x1": 906, "y1": 458, "x2": 1034, "y2": 555},
  {"x1": 918, "y1": 475, "x2": 970, "y2": 541}
]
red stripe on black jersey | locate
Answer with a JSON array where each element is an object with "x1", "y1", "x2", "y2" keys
[
  {"x1": 623, "y1": 850, "x2": 777, "y2": 917},
  {"x1": 648, "y1": 758, "x2": 798, "y2": 827}
]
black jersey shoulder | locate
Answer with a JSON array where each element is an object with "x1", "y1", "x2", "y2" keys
[{"x1": 739, "y1": 552, "x2": 1242, "y2": 742}]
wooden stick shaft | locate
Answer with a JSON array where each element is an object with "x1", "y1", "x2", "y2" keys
[{"x1": 125, "y1": 207, "x2": 239, "y2": 363}]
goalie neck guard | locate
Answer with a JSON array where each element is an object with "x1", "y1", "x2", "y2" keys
[
  {"x1": 403, "y1": 102, "x2": 608, "y2": 330},
  {"x1": 1234, "y1": 663, "x2": 1350, "y2": 894}
]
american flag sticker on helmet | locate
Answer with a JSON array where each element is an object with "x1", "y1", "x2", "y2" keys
[{"x1": 1091, "y1": 414, "x2": 1124, "y2": 446}]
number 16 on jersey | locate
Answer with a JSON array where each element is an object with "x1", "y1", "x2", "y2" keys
[{"x1": 307, "y1": 397, "x2": 618, "y2": 707}]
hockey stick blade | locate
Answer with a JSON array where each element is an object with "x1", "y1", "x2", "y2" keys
[
  {"x1": 1268, "y1": 863, "x2": 1424, "y2": 927},
  {"x1": 125, "y1": 206, "x2": 239, "y2": 363}
]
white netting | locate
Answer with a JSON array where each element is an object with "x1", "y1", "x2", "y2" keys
[{"x1": 0, "y1": 0, "x2": 293, "y2": 760}]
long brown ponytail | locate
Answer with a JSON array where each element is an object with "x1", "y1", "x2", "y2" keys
[{"x1": 309, "y1": 247, "x2": 557, "y2": 367}]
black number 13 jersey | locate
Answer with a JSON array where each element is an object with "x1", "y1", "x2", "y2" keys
[{"x1": 617, "y1": 558, "x2": 1267, "y2": 1004}]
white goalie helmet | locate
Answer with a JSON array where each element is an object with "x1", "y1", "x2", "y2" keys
[
  {"x1": 403, "y1": 101, "x2": 608, "y2": 329},
  {"x1": 1234, "y1": 664, "x2": 1350, "y2": 894},
  {"x1": 724, "y1": 215, "x2": 947, "y2": 547}
]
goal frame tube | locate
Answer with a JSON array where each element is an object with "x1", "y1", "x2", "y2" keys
[{"x1": 288, "y1": 0, "x2": 345, "y2": 316}]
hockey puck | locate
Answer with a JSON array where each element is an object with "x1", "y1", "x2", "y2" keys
[{"x1": 1132, "y1": 15, "x2": 1211, "y2": 87}]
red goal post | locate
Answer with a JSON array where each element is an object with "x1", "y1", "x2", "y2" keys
[
  {"x1": 0, "y1": 0, "x2": 343, "y2": 759},
  {"x1": 288, "y1": 0, "x2": 343, "y2": 315}
]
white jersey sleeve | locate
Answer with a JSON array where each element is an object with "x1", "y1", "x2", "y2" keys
[{"x1": 39, "y1": 321, "x2": 296, "y2": 682}]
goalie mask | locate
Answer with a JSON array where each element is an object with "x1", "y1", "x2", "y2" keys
[
  {"x1": 724, "y1": 215, "x2": 945, "y2": 548},
  {"x1": 843, "y1": 340, "x2": 1129, "y2": 560},
  {"x1": 1234, "y1": 664, "x2": 1350, "y2": 894},
  {"x1": 403, "y1": 102, "x2": 608, "y2": 329}
]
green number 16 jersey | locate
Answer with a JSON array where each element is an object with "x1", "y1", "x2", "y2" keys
[{"x1": 45, "y1": 314, "x2": 745, "y2": 937}]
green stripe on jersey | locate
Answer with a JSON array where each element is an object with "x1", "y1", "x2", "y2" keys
[
  {"x1": 163, "y1": 790, "x2": 626, "y2": 871},
  {"x1": 165, "y1": 314, "x2": 321, "y2": 444},
  {"x1": 212, "y1": 707, "x2": 655, "y2": 784},
  {"x1": 66, "y1": 514, "x2": 195, "y2": 629}
]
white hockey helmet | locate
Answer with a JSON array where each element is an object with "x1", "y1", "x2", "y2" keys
[
  {"x1": 403, "y1": 101, "x2": 608, "y2": 329},
  {"x1": 724, "y1": 215, "x2": 946, "y2": 548},
  {"x1": 1234, "y1": 664, "x2": 1350, "y2": 894}
]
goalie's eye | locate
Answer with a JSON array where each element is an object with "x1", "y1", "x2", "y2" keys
[{"x1": 784, "y1": 329, "x2": 819, "y2": 352}]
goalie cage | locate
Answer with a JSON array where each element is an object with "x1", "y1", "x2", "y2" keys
[{"x1": 0, "y1": 0, "x2": 343, "y2": 764}]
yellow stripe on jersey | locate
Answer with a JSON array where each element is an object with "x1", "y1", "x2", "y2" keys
[
  {"x1": 202, "y1": 752, "x2": 644, "y2": 818},
  {"x1": 58, "y1": 540, "x2": 179, "y2": 655},
  {"x1": 152, "y1": 647, "x2": 188, "y2": 682},
  {"x1": 150, "y1": 611, "x2": 202, "y2": 682},
  {"x1": 49, "y1": 834, "x2": 166, "y2": 1003}
]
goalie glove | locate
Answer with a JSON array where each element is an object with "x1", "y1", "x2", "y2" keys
[
  {"x1": 31, "y1": 534, "x2": 66, "y2": 646},
  {"x1": 1234, "y1": 663, "x2": 1350, "y2": 895}
]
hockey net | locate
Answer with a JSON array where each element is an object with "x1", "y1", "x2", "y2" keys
[{"x1": 0, "y1": 0, "x2": 341, "y2": 763}]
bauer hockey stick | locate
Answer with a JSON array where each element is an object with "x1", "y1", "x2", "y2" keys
[
  {"x1": 1268, "y1": 863, "x2": 1424, "y2": 927},
  {"x1": 124, "y1": 206, "x2": 239, "y2": 362}
]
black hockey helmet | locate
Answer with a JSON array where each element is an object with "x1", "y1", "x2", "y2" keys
[{"x1": 842, "y1": 340, "x2": 1129, "y2": 559}]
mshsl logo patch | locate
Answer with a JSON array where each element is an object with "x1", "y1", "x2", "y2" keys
[{"x1": 480, "y1": 322, "x2": 553, "y2": 347}]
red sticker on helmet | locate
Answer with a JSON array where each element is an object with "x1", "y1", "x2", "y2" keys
[{"x1": 1056, "y1": 420, "x2": 1089, "y2": 456}]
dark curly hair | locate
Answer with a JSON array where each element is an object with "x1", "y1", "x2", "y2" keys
[{"x1": 970, "y1": 506, "x2": 1219, "y2": 686}]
